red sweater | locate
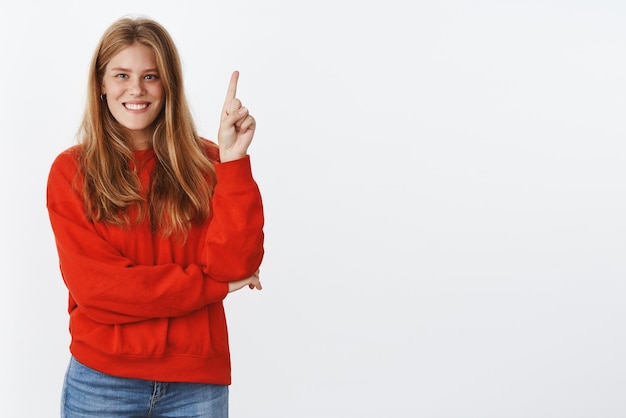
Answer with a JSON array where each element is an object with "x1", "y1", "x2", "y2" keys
[{"x1": 46, "y1": 140, "x2": 264, "y2": 385}]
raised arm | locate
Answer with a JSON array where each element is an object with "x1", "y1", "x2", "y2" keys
[{"x1": 202, "y1": 71, "x2": 265, "y2": 281}]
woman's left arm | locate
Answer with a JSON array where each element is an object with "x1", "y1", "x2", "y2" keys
[
  {"x1": 202, "y1": 155, "x2": 264, "y2": 282},
  {"x1": 202, "y1": 71, "x2": 264, "y2": 281}
]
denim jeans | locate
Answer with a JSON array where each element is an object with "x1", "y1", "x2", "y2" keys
[{"x1": 61, "y1": 356, "x2": 229, "y2": 418}]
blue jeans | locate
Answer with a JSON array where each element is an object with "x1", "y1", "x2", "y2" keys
[{"x1": 61, "y1": 357, "x2": 229, "y2": 417}]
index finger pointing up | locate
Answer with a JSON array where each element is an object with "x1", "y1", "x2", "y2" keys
[{"x1": 222, "y1": 70, "x2": 240, "y2": 115}]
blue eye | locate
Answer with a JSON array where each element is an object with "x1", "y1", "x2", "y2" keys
[
  {"x1": 144, "y1": 74, "x2": 159, "y2": 80},
  {"x1": 116, "y1": 74, "x2": 128, "y2": 79}
]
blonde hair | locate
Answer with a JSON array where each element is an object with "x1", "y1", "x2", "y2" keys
[{"x1": 78, "y1": 16, "x2": 215, "y2": 238}]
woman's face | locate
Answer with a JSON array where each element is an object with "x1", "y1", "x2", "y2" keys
[{"x1": 101, "y1": 42, "x2": 164, "y2": 150}]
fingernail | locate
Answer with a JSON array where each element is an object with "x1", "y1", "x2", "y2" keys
[{"x1": 238, "y1": 107, "x2": 247, "y2": 116}]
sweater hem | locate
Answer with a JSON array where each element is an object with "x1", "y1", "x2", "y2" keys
[{"x1": 70, "y1": 344, "x2": 232, "y2": 385}]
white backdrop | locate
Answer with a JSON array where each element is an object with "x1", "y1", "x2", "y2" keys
[{"x1": 1, "y1": 0, "x2": 625, "y2": 417}]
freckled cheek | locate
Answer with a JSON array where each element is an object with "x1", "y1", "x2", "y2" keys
[
  {"x1": 152, "y1": 87, "x2": 165, "y2": 110},
  {"x1": 153, "y1": 85, "x2": 164, "y2": 100},
  {"x1": 104, "y1": 84, "x2": 126, "y2": 100}
]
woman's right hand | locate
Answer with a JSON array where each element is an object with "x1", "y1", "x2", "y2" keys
[{"x1": 228, "y1": 270, "x2": 262, "y2": 293}]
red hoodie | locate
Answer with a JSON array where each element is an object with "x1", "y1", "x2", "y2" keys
[{"x1": 46, "y1": 140, "x2": 264, "y2": 384}]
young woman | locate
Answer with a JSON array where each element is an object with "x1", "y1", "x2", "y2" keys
[{"x1": 46, "y1": 16, "x2": 264, "y2": 417}]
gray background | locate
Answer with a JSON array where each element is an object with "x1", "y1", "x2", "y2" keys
[{"x1": 1, "y1": 0, "x2": 625, "y2": 416}]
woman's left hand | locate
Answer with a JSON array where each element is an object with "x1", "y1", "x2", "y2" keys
[
  {"x1": 227, "y1": 270, "x2": 262, "y2": 293},
  {"x1": 218, "y1": 70, "x2": 256, "y2": 163}
]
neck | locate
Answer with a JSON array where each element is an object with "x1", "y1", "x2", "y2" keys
[{"x1": 129, "y1": 129, "x2": 153, "y2": 150}]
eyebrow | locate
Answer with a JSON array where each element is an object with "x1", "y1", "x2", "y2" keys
[{"x1": 109, "y1": 67, "x2": 159, "y2": 73}]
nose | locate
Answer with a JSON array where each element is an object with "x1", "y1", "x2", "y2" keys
[{"x1": 128, "y1": 78, "x2": 145, "y2": 96}]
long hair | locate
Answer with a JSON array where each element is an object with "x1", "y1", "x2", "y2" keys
[{"x1": 78, "y1": 17, "x2": 216, "y2": 239}]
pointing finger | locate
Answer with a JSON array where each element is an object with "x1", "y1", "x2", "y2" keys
[{"x1": 222, "y1": 70, "x2": 240, "y2": 116}]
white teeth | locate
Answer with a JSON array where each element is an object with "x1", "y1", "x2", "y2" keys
[{"x1": 124, "y1": 103, "x2": 148, "y2": 110}]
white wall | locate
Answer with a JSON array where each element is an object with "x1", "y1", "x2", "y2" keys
[{"x1": 1, "y1": 0, "x2": 625, "y2": 416}]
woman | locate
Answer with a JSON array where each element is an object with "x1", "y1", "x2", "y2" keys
[{"x1": 46, "y1": 16, "x2": 264, "y2": 417}]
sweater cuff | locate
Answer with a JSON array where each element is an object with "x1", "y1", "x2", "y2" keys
[
  {"x1": 205, "y1": 279, "x2": 229, "y2": 304},
  {"x1": 214, "y1": 155, "x2": 255, "y2": 190}
]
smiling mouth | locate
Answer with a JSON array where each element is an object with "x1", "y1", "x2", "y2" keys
[{"x1": 124, "y1": 103, "x2": 149, "y2": 110}]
